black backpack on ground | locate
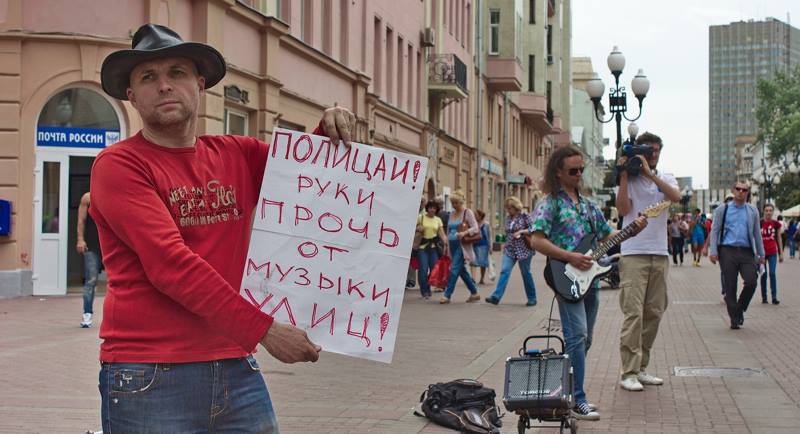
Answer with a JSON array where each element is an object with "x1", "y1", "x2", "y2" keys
[{"x1": 416, "y1": 379, "x2": 503, "y2": 433}]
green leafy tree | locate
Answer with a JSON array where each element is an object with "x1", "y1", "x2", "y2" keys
[
  {"x1": 757, "y1": 66, "x2": 800, "y2": 210},
  {"x1": 772, "y1": 172, "x2": 800, "y2": 211},
  {"x1": 756, "y1": 66, "x2": 800, "y2": 167}
]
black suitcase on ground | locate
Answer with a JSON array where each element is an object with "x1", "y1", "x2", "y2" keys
[{"x1": 502, "y1": 335, "x2": 574, "y2": 420}]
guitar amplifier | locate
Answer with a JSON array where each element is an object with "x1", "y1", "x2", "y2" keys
[{"x1": 502, "y1": 342, "x2": 573, "y2": 418}]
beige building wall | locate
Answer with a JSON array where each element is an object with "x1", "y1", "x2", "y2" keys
[
  {"x1": 476, "y1": 0, "x2": 572, "y2": 230},
  {"x1": 0, "y1": 0, "x2": 479, "y2": 296}
]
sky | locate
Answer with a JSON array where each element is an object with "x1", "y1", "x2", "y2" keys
[{"x1": 572, "y1": 0, "x2": 800, "y2": 189}]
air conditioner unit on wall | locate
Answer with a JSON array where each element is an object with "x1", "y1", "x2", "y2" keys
[{"x1": 422, "y1": 27, "x2": 435, "y2": 47}]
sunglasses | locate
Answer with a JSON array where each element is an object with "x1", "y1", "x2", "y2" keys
[
  {"x1": 567, "y1": 167, "x2": 585, "y2": 176},
  {"x1": 734, "y1": 187, "x2": 749, "y2": 193}
]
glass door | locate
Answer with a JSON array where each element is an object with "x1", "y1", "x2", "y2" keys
[{"x1": 33, "y1": 152, "x2": 69, "y2": 295}]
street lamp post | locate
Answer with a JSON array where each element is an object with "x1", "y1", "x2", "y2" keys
[
  {"x1": 627, "y1": 122, "x2": 639, "y2": 144},
  {"x1": 681, "y1": 186, "x2": 693, "y2": 215},
  {"x1": 586, "y1": 46, "x2": 650, "y2": 153}
]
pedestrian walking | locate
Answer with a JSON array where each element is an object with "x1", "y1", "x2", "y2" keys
[
  {"x1": 92, "y1": 23, "x2": 354, "y2": 432},
  {"x1": 470, "y1": 210, "x2": 491, "y2": 285},
  {"x1": 439, "y1": 190, "x2": 481, "y2": 304},
  {"x1": 690, "y1": 209, "x2": 707, "y2": 266},
  {"x1": 760, "y1": 204, "x2": 783, "y2": 304},
  {"x1": 669, "y1": 214, "x2": 685, "y2": 266},
  {"x1": 530, "y1": 145, "x2": 648, "y2": 420},
  {"x1": 416, "y1": 200, "x2": 449, "y2": 299},
  {"x1": 708, "y1": 181, "x2": 765, "y2": 330},
  {"x1": 406, "y1": 197, "x2": 427, "y2": 290},
  {"x1": 682, "y1": 213, "x2": 692, "y2": 254},
  {"x1": 787, "y1": 219, "x2": 798, "y2": 259},
  {"x1": 76, "y1": 191, "x2": 102, "y2": 328},
  {"x1": 777, "y1": 215, "x2": 787, "y2": 255},
  {"x1": 485, "y1": 197, "x2": 537, "y2": 306}
]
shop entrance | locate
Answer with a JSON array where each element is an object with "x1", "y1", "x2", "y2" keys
[{"x1": 32, "y1": 86, "x2": 123, "y2": 295}]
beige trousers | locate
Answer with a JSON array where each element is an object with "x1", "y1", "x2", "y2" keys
[{"x1": 619, "y1": 255, "x2": 669, "y2": 379}]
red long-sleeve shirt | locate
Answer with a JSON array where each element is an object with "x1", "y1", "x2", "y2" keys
[{"x1": 91, "y1": 127, "x2": 323, "y2": 362}]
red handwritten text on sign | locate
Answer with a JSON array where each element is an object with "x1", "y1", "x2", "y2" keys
[{"x1": 241, "y1": 128, "x2": 427, "y2": 362}]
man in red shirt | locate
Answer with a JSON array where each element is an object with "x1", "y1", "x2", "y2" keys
[
  {"x1": 760, "y1": 204, "x2": 784, "y2": 304},
  {"x1": 93, "y1": 23, "x2": 356, "y2": 432}
]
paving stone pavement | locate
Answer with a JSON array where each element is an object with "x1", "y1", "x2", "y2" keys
[{"x1": 2, "y1": 253, "x2": 800, "y2": 433}]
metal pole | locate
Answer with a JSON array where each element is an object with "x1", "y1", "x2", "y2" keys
[
  {"x1": 503, "y1": 92, "x2": 509, "y2": 218},
  {"x1": 475, "y1": 0, "x2": 483, "y2": 211}
]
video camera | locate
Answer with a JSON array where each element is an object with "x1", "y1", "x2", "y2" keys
[{"x1": 619, "y1": 142, "x2": 653, "y2": 177}]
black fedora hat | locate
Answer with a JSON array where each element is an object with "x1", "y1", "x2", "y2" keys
[{"x1": 101, "y1": 23, "x2": 226, "y2": 100}]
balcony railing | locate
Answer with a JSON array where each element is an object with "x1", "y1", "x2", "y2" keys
[{"x1": 428, "y1": 53, "x2": 468, "y2": 95}]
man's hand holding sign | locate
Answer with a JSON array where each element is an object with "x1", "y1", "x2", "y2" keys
[{"x1": 244, "y1": 128, "x2": 427, "y2": 363}]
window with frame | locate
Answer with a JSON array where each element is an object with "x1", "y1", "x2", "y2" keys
[
  {"x1": 515, "y1": 13, "x2": 522, "y2": 59},
  {"x1": 224, "y1": 108, "x2": 248, "y2": 136},
  {"x1": 301, "y1": 0, "x2": 313, "y2": 43},
  {"x1": 529, "y1": 0, "x2": 535, "y2": 23},
  {"x1": 528, "y1": 55, "x2": 535, "y2": 91},
  {"x1": 489, "y1": 10, "x2": 500, "y2": 55}
]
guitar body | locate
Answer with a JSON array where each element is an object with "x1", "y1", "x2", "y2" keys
[{"x1": 545, "y1": 234, "x2": 612, "y2": 303}]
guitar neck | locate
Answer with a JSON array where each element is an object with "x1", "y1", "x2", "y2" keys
[{"x1": 590, "y1": 222, "x2": 639, "y2": 260}]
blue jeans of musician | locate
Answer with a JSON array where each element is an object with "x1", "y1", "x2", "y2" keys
[
  {"x1": 760, "y1": 253, "x2": 778, "y2": 303},
  {"x1": 444, "y1": 240, "x2": 479, "y2": 299},
  {"x1": 417, "y1": 247, "x2": 440, "y2": 296},
  {"x1": 489, "y1": 253, "x2": 537, "y2": 304},
  {"x1": 557, "y1": 285, "x2": 599, "y2": 406},
  {"x1": 83, "y1": 251, "x2": 100, "y2": 314},
  {"x1": 100, "y1": 355, "x2": 279, "y2": 433}
]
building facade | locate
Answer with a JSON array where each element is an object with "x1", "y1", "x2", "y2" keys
[
  {"x1": 571, "y1": 56, "x2": 605, "y2": 196},
  {"x1": 0, "y1": 0, "x2": 571, "y2": 297},
  {"x1": 475, "y1": 0, "x2": 571, "y2": 226},
  {"x1": 708, "y1": 18, "x2": 800, "y2": 189}
]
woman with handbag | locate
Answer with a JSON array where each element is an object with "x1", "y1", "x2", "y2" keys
[
  {"x1": 440, "y1": 190, "x2": 482, "y2": 304},
  {"x1": 417, "y1": 200, "x2": 449, "y2": 298},
  {"x1": 485, "y1": 196, "x2": 538, "y2": 306}
]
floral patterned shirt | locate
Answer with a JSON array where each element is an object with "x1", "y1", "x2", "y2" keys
[
  {"x1": 503, "y1": 212, "x2": 535, "y2": 260},
  {"x1": 531, "y1": 189, "x2": 612, "y2": 252}
]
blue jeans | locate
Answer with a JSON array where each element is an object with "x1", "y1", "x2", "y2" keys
[
  {"x1": 557, "y1": 286, "x2": 599, "y2": 406},
  {"x1": 100, "y1": 355, "x2": 278, "y2": 433},
  {"x1": 417, "y1": 247, "x2": 440, "y2": 296},
  {"x1": 444, "y1": 240, "x2": 479, "y2": 298},
  {"x1": 83, "y1": 251, "x2": 100, "y2": 314},
  {"x1": 789, "y1": 236, "x2": 797, "y2": 258},
  {"x1": 760, "y1": 253, "x2": 778, "y2": 302},
  {"x1": 489, "y1": 253, "x2": 537, "y2": 303}
]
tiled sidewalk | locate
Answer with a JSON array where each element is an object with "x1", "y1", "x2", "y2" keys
[{"x1": 2, "y1": 254, "x2": 800, "y2": 433}]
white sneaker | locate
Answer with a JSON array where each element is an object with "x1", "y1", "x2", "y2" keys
[
  {"x1": 637, "y1": 371, "x2": 664, "y2": 385},
  {"x1": 80, "y1": 313, "x2": 92, "y2": 328},
  {"x1": 620, "y1": 376, "x2": 644, "y2": 391}
]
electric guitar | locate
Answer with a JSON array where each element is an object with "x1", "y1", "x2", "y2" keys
[{"x1": 544, "y1": 200, "x2": 672, "y2": 303}]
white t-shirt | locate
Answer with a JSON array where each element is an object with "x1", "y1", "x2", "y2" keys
[{"x1": 620, "y1": 171, "x2": 678, "y2": 256}]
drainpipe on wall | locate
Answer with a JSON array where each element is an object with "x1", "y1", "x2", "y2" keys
[
  {"x1": 502, "y1": 91, "x2": 509, "y2": 224},
  {"x1": 475, "y1": 0, "x2": 483, "y2": 211}
]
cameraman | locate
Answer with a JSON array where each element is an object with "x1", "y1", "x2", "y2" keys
[{"x1": 615, "y1": 132, "x2": 681, "y2": 392}]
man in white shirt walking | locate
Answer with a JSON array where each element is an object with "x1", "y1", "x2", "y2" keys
[{"x1": 615, "y1": 132, "x2": 681, "y2": 391}]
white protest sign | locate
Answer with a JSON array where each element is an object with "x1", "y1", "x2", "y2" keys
[{"x1": 241, "y1": 128, "x2": 427, "y2": 363}]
